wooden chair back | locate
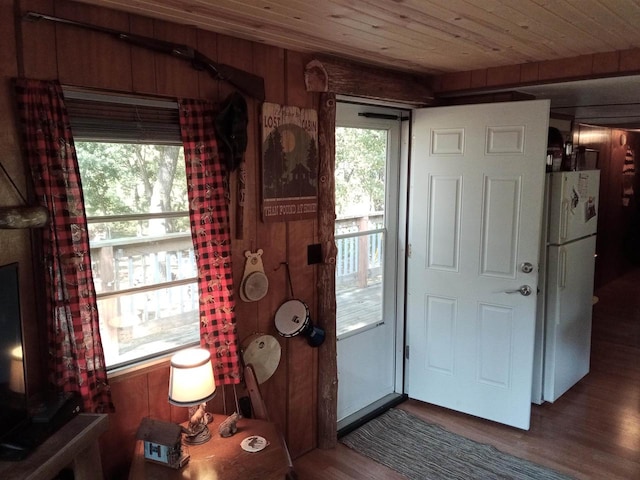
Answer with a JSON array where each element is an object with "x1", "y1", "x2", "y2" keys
[
  {"x1": 243, "y1": 363, "x2": 297, "y2": 479},
  {"x1": 244, "y1": 363, "x2": 270, "y2": 421}
]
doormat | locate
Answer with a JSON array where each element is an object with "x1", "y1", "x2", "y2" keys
[{"x1": 340, "y1": 408, "x2": 573, "y2": 480}]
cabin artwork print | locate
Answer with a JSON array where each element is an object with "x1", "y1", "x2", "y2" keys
[{"x1": 261, "y1": 102, "x2": 318, "y2": 222}]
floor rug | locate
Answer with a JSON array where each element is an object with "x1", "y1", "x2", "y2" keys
[{"x1": 341, "y1": 408, "x2": 573, "y2": 480}]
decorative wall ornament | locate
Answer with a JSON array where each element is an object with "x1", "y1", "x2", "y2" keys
[
  {"x1": 0, "y1": 158, "x2": 49, "y2": 228},
  {"x1": 0, "y1": 205, "x2": 48, "y2": 228},
  {"x1": 622, "y1": 144, "x2": 635, "y2": 207},
  {"x1": 261, "y1": 102, "x2": 318, "y2": 222},
  {"x1": 239, "y1": 249, "x2": 269, "y2": 302}
]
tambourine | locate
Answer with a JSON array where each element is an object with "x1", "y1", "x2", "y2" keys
[
  {"x1": 274, "y1": 299, "x2": 325, "y2": 347},
  {"x1": 241, "y1": 333, "x2": 281, "y2": 384}
]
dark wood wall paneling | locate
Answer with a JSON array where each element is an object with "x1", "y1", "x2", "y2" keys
[
  {"x1": 10, "y1": 0, "x2": 640, "y2": 476},
  {"x1": 283, "y1": 51, "x2": 319, "y2": 458},
  {"x1": 252, "y1": 42, "x2": 290, "y2": 441},
  {"x1": 434, "y1": 49, "x2": 640, "y2": 93},
  {"x1": 624, "y1": 132, "x2": 640, "y2": 272},
  {"x1": 574, "y1": 126, "x2": 640, "y2": 290},
  {"x1": 11, "y1": 0, "x2": 319, "y2": 477},
  {"x1": 1, "y1": 0, "x2": 45, "y2": 398},
  {"x1": 579, "y1": 126, "x2": 616, "y2": 289}
]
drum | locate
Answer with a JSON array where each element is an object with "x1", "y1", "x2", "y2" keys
[
  {"x1": 274, "y1": 299, "x2": 326, "y2": 347},
  {"x1": 274, "y1": 299, "x2": 310, "y2": 337},
  {"x1": 241, "y1": 333, "x2": 281, "y2": 384},
  {"x1": 240, "y1": 271, "x2": 269, "y2": 302},
  {"x1": 305, "y1": 323, "x2": 326, "y2": 347}
]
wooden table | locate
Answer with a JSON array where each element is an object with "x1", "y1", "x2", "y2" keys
[
  {"x1": 0, "y1": 414, "x2": 109, "y2": 480},
  {"x1": 128, "y1": 416, "x2": 292, "y2": 480}
]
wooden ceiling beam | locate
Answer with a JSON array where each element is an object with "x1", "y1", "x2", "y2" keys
[{"x1": 305, "y1": 56, "x2": 435, "y2": 106}]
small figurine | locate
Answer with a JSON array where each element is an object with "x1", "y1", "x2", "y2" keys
[
  {"x1": 218, "y1": 412, "x2": 239, "y2": 437},
  {"x1": 182, "y1": 403, "x2": 213, "y2": 445},
  {"x1": 188, "y1": 402, "x2": 212, "y2": 428}
]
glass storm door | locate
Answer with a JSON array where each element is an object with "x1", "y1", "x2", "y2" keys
[{"x1": 335, "y1": 102, "x2": 406, "y2": 427}]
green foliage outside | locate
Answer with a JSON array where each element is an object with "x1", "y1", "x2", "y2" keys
[
  {"x1": 335, "y1": 127, "x2": 386, "y2": 218},
  {"x1": 75, "y1": 142, "x2": 189, "y2": 239},
  {"x1": 77, "y1": 127, "x2": 386, "y2": 238}
]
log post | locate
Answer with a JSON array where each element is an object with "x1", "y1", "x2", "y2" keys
[
  {"x1": 307, "y1": 56, "x2": 434, "y2": 450},
  {"x1": 305, "y1": 56, "x2": 434, "y2": 106},
  {"x1": 316, "y1": 92, "x2": 338, "y2": 449}
]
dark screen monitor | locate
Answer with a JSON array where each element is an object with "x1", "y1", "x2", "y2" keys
[
  {"x1": 0, "y1": 262, "x2": 29, "y2": 444},
  {"x1": 0, "y1": 264, "x2": 81, "y2": 460}
]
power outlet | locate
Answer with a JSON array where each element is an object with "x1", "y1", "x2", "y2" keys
[{"x1": 307, "y1": 244, "x2": 322, "y2": 265}]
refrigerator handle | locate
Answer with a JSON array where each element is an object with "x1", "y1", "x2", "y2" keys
[
  {"x1": 560, "y1": 199, "x2": 569, "y2": 241},
  {"x1": 559, "y1": 247, "x2": 567, "y2": 290}
]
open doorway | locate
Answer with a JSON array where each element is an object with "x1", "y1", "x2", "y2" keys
[{"x1": 335, "y1": 101, "x2": 409, "y2": 432}]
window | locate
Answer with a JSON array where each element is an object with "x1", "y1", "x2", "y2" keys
[
  {"x1": 334, "y1": 102, "x2": 402, "y2": 340},
  {"x1": 67, "y1": 90, "x2": 199, "y2": 370},
  {"x1": 335, "y1": 126, "x2": 386, "y2": 337}
]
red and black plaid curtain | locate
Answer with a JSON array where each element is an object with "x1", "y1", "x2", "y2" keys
[
  {"x1": 14, "y1": 79, "x2": 114, "y2": 413},
  {"x1": 179, "y1": 99, "x2": 241, "y2": 385}
]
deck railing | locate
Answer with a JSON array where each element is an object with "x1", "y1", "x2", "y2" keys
[
  {"x1": 91, "y1": 213, "x2": 384, "y2": 301},
  {"x1": 90, "y1": 213, "x2": 383, "y2": 293},
  {"x1": 91, "y1": 214, "x2": 385, "y2": 290},
  {"x1": 89, "y1": 212, "x2": 384, "y2": 312},
  {"x1": 335, "y1": 213, "x2": 384, "y2": 289},
  {"x1": 89, "y1": 213, "x2": 384, "y2": 361}
]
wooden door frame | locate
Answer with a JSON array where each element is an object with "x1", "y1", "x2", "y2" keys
[{"x1": 305, "y1": 58, "x2": 434, "y2": 448}]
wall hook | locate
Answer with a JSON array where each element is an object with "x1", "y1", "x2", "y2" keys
[{"x1": 274, "y1": 262, "x2": 295, "y2": 298}]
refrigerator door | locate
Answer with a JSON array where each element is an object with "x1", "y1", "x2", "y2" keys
[
  {"x1": 547, "y1": 170, "x2": 600, "y2": 245},
  {"x1": 543, "y1": 235, "x2": 596, "y2": 402}
]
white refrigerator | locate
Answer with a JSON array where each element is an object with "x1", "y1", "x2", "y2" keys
[{"x1": 532, "y1": 170, "x2": 600, "y2": 404}]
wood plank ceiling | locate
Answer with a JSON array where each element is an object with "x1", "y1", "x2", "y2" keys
[
  {"x1": 72, "y1": 0, "x2": 640, "y2": 127},
  {"x1": 74, "y1": 0, "x2": 640, "y2": 74}
]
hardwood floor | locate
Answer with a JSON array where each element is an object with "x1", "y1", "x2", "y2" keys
[{"x1": 293, "y1": 269, "x2": 640, "y2": 479}]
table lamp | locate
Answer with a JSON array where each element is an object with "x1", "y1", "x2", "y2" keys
[{"x1": 168, "y1": 348, "x2": 216, "y2": 445}]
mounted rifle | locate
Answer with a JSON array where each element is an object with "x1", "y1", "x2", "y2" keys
[{"x1": 24, "y1": 12, "x2": 265, "y2": 102}]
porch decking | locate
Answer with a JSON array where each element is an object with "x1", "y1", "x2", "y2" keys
[
  {"x1": 106, "y1": 281, "x2": 382, "y2": 367},
  {"x1": 336, "y1": 283, "x2": 382, "y2": 337}
]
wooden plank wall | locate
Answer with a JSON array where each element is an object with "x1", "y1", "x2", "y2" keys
[
  {"x1": 0, "y1": 0, "x2": 45, "y2": 397},
  {"x1": 434, "y1": 49, "x2": 640, "y2": 94},
  {"x1": 575, "y1": 125, "x2": 640, "y2": 289},
  {"x1": 8, "y1": 0, "x2": 319, "y2": 477}
]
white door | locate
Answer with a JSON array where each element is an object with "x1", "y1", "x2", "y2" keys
[
  {"x1": 335, "y1": 102, "x2": 406, "y2": 426},
  {"x1": 407, "y1": 100, "x2": 550, "y2": 430}
]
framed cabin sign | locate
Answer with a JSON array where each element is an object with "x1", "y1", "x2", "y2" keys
[{"x1": 261, "y1": 102, "x2": 318, "y2": 222}]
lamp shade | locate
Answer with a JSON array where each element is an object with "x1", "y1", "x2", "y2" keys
[{"x1": 168, "y1": 348, "x2": 216, "y2": 406}]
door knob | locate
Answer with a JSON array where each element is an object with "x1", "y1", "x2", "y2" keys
[
  {"x1": 504, "y1": 285, "x2": 532, "y2": 296},
  {"x1": 521, "y1": 262, "x2": 534, "y2": 273}
]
